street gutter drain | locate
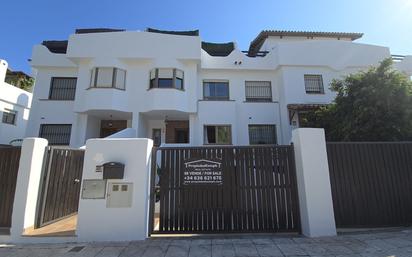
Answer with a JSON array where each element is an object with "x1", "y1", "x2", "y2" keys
[{"x1": 68, "y1": 246, "x2": 85, "y2": 252}]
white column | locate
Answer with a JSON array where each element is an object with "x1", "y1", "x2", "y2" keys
[
  {"x1": 77, "y1": 138, "x2": 153, "y2": 242},
  {"x1": 71, "y1": 113, "x2": 88, "y2": 147},
  {"x1": 292, "y1": 128, "x2": 336, "y2": 237},
  {"x1": 189, "y1": 114, "x2": 196, "y2": 146},
  {"x1": 10, "y1": 138, "x2": 48, "y2": 240}
]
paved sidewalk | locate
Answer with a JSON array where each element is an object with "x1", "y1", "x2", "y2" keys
[{"x1": 2, "y1": 228, "x2": 412, "y2": 257}]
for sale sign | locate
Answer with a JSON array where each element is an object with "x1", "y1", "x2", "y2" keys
[{"x1": 183, "y1": 159, "x2": 223, "y2": 185}]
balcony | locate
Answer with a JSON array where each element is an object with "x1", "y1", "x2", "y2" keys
[
  {"x1": 74, "y1": 87, "x2": 129, "y2": 113},
  {"x1": 142, "y1": 88, "x2": 192, "y2": 113}
]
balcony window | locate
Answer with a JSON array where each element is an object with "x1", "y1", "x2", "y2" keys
[
  {"x1": 203, "y1": 81, "x2": 229, "y2": 100},
  {"x1": 2, "y1": 109, "x2": 16, "y2": 125},
  {"x1": 304, "y1": 74, "x2": 324, "y2": 94},
  {"x1": 91, "y1": 68, "x2": 126, "y2": 90},
  {"x1": 248, "y1": 125, "x2": 277, "y2": 145},
  {"x1": 245, "y1": 81, "x2": 272, "y2": 102},
  {"x1": 149, "y1": 68, "x2": 184, "y2": 90},
  {"x1": 39, "y1": 124, "x2": 72, "y2": 145},
  {"x1": 49, "y1": 77, "x2": 77, "y2": 100},
  {"x1": 204, "y1": 125, "x2": 231, "y2": 145}
]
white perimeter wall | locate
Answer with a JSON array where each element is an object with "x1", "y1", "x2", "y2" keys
[{"x1": 77, "y1": 138, "x2": 153, "y2": 242}]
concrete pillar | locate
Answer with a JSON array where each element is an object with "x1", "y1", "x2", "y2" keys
[
  {"x1": 10, "y1": 138, "x2": 48, "y2": 240},
  {"x1": 189, "y1": 114, "x2": 196, "y2": 146},
  {"x1": 77, "y1": 138, "x2": 153, "y2": 242},
  {"x1": 71, "y1": 113, "x2": 88, "y2": 147},
  {"x1": 291, "y1": 128, "x2": 336, "y2": 237}
]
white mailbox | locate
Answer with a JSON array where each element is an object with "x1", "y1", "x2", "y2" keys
[{"x1": 107, "y1": 182, "x2": 133, "y2": 208}]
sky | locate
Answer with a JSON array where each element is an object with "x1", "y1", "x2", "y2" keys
[{"x1": 1, "y1": 0, "x2": 411, "y2": 74}]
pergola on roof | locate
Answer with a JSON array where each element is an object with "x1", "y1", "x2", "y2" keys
[
  {"x1": 248, "y1": 30, "x2": 364, "y2": 56},
  {"x1": 146, "y1": 28, "x2": 199, "y2": 36}
]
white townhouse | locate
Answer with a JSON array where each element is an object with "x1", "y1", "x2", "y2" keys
[
  {"x1": 25, "y1": 28, "x2": 412, "y2": 147},
  {"x1": 0, "y1": 60, "x2": 32, "y2": 146}
]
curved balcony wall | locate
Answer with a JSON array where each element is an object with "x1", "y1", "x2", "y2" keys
[
  {"x1": 74, "y1": 88, "x2": 129, "y2": 113},
  {"x1": 142, "y1": 88, "x2": 194, "y2": 113}
]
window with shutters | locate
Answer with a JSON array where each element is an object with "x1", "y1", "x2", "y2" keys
[
  {"x1": 304, "y1": 74, "x2": 324, "y2": 94},
  {"x1": 245, "y1": 81, "x2": 272, "y2": 102},
  {"x1": 90, "y1": 68, "x2": 126, "y2": 90},
  {"x1": 39, "y1": 124, "x2": 72, "y2": 145},
  {"x1": 248, "y1": 125, "x2": 277, "y2": 145},
  {"x1": 49, "y1": 77, "x2": 77, "y2": 100},
  {"x1": 149, "y1": 68, "x2": 184, "y2": 90}
]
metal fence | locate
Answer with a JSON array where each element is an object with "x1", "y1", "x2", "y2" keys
[
  {"x1": 327, "y1": 142, "x2": 412, "y2": 228},
  {"x1": 35, "y1": 147, "x2": 85, "y2": 228},
  {"x1": 149, "y1": 145, "x2": 300, "y2": 234},
  {"x1": 0, "y1": 147, "x2": 21, "y2": 229}
]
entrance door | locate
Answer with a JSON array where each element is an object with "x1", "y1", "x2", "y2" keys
[
  {"x1": 149, "y1": 145, "x2": 301, "y2": 234},
  {"x1": 35, "y1": 147, "x2": 85, "y2": 228},
  {"x1": 100, "y1": 120, "x2": 127, "y2": 138}
]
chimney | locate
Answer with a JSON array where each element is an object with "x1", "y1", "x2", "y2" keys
[{"x1": 0, "y1": 59, "x2": 8, "y2": 83}]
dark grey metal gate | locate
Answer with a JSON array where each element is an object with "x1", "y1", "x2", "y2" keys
[
  {"x1": 149, "y1": 145, "x2": 300, "y2": 234},
  {"x1": 0, "y1": 147, "x2": 21, "y2": 229},
  {"x1": 35, "y1": 147, "x2": 85, "y2": 228},
  {"x1": 327, "y1": 142, "x2": 412, "y2": 228}
]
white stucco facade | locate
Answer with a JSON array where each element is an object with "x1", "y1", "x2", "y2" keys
[
  {"x1": 0, "y1": 60, "x2": 32, "y2": 145},
  {"x1": 26, "y1": 29, "x2": 412, "y2": 147}
]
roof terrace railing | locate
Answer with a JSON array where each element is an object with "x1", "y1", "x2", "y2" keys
[
  {"x1": 242, "y1": 50, "x2": 269, "y2": 57},
  {"x1": 392, "y1": 54, "x2": 406, "y2": 62}
]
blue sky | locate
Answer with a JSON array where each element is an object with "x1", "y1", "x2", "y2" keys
[{"x1": 1, "y1": 0, "x2": 411, "y2": 74}]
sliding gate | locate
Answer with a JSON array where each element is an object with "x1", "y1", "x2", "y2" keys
[
  {"x1": 149, "y1": 145, "x2": 300, "y2": 234},
  {"x1": 35, "y1": 147, "x2": 85, "y2": 228}
]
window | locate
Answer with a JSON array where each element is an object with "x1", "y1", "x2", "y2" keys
[
  {"x1": 304, "y1": 75, "x2": 324, "y2": 94},
  {"x1": 2, "y1": 110, "x2": 16, "y2": 125},
  {"x1": 248, "y1": 125, "x2": 277, "y2": 145},
  {"x1": 152, "y1": 129, "x2": 161, "y2": 147},
  {"x1": 91, "y1": 68, "x2": 126, "y2": 89},
  {"x1": 245, "y1": 81, "x2": 272, "y2": 102},
  {"x1": 39, "y1": 124, "x2": 72, "y2": 145},
  {"x1": 204, "y1": 125, "x2": 231, "y2": 144},
  {"x1": 203, "y1": 81, "x2": 229, "y2": 100},
  {"x1": 149, "y1": 68, "x2": 184, "y2": 90},
  {"x1": 49, "y1": 77, "x2": 77, "y2": 100},
  {"x1": 175, "y1": 129, "x2": 189, "y2": 143}
]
